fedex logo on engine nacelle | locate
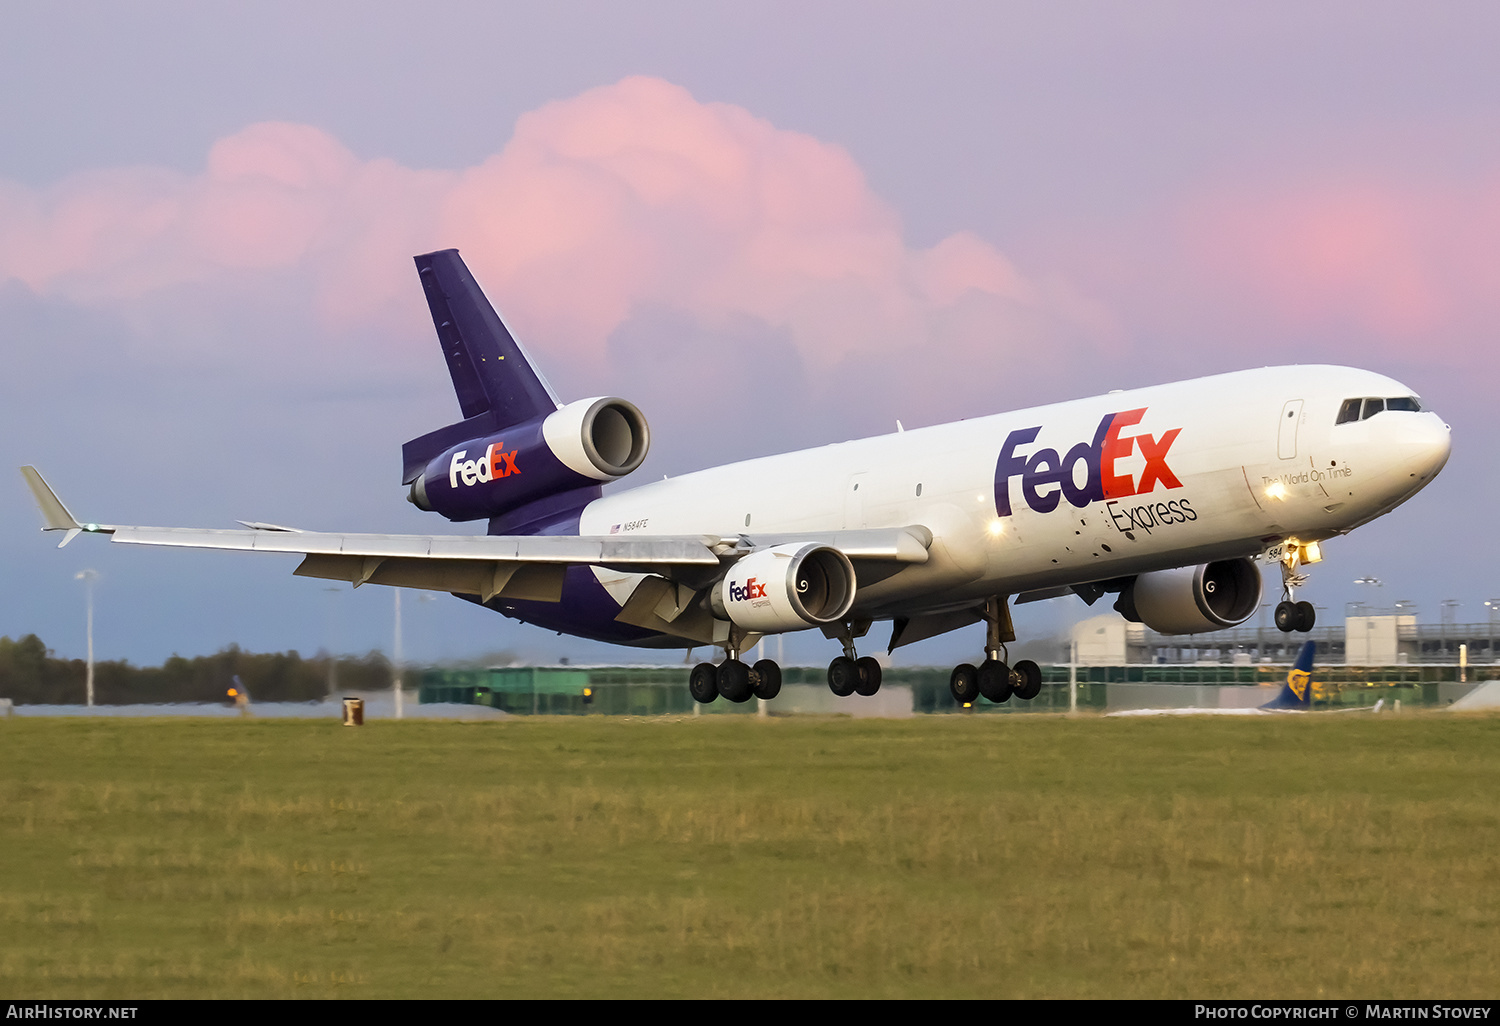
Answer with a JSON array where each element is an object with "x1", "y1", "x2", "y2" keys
[
  {"x1": 728, "y1": 578, "x2": 768, "y2": 603},
  {"x1": 995, "y1": 407, "x2": 1182, "y2": 516},
  {"x1": 448, "y1": 443, "x2": 520, "y2": 488}
]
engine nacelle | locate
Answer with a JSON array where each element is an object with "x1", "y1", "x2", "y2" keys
[
  {"x1": 712, "y1": 544, "x2": 857, "y2": 634},
  {"x1": 1122, "y1": 557, "x2": 1262, "y2": 635},
  {"x1": 540, "y1": 397, "x2": 651, "y2": 481},
  {"x1": 408, "y1": 397, "x2": 649, "y2": 522}
]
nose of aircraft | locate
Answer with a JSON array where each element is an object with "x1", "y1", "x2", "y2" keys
[
  {"x1": 1419, "y1": 413, "x2": 1451, "y2": 474},
  {"x1": 1399, "y1": 412, "x2": 1452, "y2": 487}
]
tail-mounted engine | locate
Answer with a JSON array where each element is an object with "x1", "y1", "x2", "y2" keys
[
  {"x1": 711, "y1": 544, "x2": 857, "y2": 634},
  {"x1": 1115, "y1": 557, "x2": 1262, "y2": 635},
  {"x1": 407, "y1": 397, "x2": 650, "y2": 522}
]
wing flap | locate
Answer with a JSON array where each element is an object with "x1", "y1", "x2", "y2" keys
[
  {"x1": 293, "y1": 554, "x2": 567, "y2": 603},
  {"x1": 612, "y1": 575, "x2": 716, "y2": 643}
]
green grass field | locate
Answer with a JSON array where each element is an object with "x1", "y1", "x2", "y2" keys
[{"x1": 2, "y1": 713, "x2": 1496, "y2": 998}]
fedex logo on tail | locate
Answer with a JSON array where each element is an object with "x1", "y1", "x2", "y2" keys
[
  {"x1": 449, "y1": 443, "x2": 520, "y2": 488},
  {"x1": 995, "y1": 408, "x2": 1183, "y2": 516}
]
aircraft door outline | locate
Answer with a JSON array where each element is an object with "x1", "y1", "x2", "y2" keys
[{"x1": 1278, "y1": 399, "x2": 1304, "y2": 460}]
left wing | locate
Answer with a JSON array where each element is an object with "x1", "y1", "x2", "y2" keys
[{"x1": 20, "y1": 467, "x2": 931, "y2": 607}]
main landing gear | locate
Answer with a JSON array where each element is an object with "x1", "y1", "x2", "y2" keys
[
  {"x1": 948, "y1": 596, "x2": 1043, "y2": 707},
  {"x1": 690, "y1": 624, "x2": 782, "y2": 705},
  {"x1": 689, "y1": 621, "x2": 888, "y2": 706},
  {"x1": 690, "y1": 651, "x2": 782, "y2": 705},
  {"x1": 824, "y1": 620, "x2": 883, "y2": 697},
  {"x1": 1273, "y1": 542, "x2": 1318, "y2": 634}
]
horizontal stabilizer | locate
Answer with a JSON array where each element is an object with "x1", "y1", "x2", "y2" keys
[{"x1": 401, "y1": 410, "x2": 497, "y2": 484}]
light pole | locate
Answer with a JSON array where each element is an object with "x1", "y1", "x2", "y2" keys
[
  {"x1": 1393, "y1": 601, "x2": 1417, "y2": 663},
  {"x1": 414, "y1": 592, "x2": 438, "y2": 708},
  {"x1": 1353, "y1": 576, "x2": 1382, "y2": 615},
  {"x1": 323, "y1": 587, "x2": 342, "y2": 700},
  {"x1": 1441, "y1": 599, "x2": 1461, "y2": 626},
  {"x1": 392, "y1": 589, "x2": 403, "y2": 720},
  {"x1": 1485, "y1": 600, "x2": 1500, "y2": 663},
  {"x1": 1441, "y1": 600, "x2": 1461, "y2": 659},
  {"x1": 75, "y1": 569, "x2": 98, "y2": 707}
]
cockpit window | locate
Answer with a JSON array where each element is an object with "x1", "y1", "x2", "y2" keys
[{"x1": 1336, "y1": 395, "x2": 1423, "y2": 424}]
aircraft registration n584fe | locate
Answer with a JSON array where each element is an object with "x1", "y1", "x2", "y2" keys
[{"x1": 22, "y1": 250, "x2": 1452, "y2": 706}]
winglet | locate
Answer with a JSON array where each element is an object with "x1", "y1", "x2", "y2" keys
[{"x1": 19, "y1": 467, "x2": 109, "y2": 547}]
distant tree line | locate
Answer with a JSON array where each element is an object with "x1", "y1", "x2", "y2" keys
[{"x1": 0, "y1": 634, "x2": 413, "y2": 705}]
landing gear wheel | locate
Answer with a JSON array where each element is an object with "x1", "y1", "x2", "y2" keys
[
  {"x1": 827, "y1": 656, "x2": 858, "y2": 697},
  {"x1": 689, "y1": 662, "x2": 719, "y2": 704},
  {"x1": 854, "y1": 656, "x2": 883, "y2": 696},
  {"x1": 1012, "y1": 659, "x2": 1043, "y2": 700},
  {"x1": 718, "y1": 659, "x2": 753, "y2": 703},
  {"x1": 1274, "y1": 600, "x2": 1298, "y2": 633},
  {"x1": 751, "y1": 659, "x2": 782, "y2": 700},
  {"x1": 1295, "y1": 601, "x2": 1316, "y2": 632},
  {"x1": 977, "y1": 658, "x2": 1013, "y2": 703},
  {"x1": 949, "y1": 663, "x2": 979, "y2": 705}
]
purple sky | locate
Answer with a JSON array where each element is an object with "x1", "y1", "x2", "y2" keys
[{"x1": 3, "y1": 3, "x2": 1495, "y2": 669}]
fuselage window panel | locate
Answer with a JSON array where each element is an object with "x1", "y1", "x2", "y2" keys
[
  {"x1": 1362, "y1": 397, "x2": 1385, "y2": 420},
  {"x1": 1336, "y1": 398, "x2": 1362, "y2": 425}
]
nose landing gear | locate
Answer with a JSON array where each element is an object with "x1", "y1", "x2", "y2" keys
[
  {"x1": 1273, "y1": 542, "x2": 1318, "y2": 633},
  {"x1": 1274, "y1": 599, "x2": 1316, "y2": 633}
]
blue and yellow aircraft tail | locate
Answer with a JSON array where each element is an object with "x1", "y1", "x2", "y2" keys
[{"x1": 1260, "y1": 640, "x2": 1316, "y2": 710}]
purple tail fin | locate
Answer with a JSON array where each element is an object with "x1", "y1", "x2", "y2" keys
[{"x1": 402, "y1": 250, "x2": 559, "y2": 483}]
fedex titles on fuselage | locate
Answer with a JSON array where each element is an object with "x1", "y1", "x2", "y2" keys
[{"x1": 995, "y1": 407, "x2": 1197, "y2": 534}]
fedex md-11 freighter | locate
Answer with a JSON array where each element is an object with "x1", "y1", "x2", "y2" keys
[{"x1": 23, "y1": 250, "x2": 1452, "y2": 706}]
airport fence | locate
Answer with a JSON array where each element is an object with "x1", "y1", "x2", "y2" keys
[{"x1": 419, "y1": 663, "x2": 1484, "y2": 716}]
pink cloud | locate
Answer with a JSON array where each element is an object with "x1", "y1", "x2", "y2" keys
[
  {"x1": 1173, "y1": 175, "x2": 1500, "y2": 356},
  {"x1": 0, "y1": 77, "x2": 1094, "y2": 382}
]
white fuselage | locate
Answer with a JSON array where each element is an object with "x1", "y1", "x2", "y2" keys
[{"x1": 580, "y1": 366, "x2": 1450, "y2": 622}]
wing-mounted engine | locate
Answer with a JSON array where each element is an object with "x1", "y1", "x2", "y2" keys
[
  {"x1": 1115, "y1": 557, "x2": 1262, "y2": 635},
  {"x1": 710, "y1": 544, "x2": 857, "y2": 634},
  {"x1": 407, "y1": 397, "x2": 650, "y2": 522}
]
